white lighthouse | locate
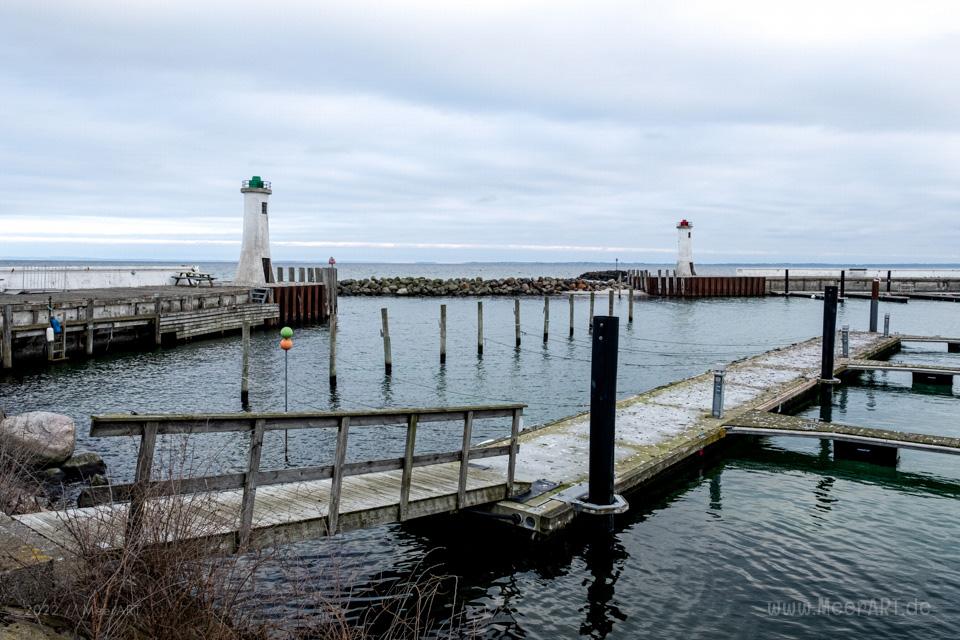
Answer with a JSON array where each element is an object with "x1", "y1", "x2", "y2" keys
[
  {"x1": 676, "y1": 219, "x2": 696, "y2": 277},
  {"x1": 234, "y1": 176, "x2": 274, "y2": 284}
]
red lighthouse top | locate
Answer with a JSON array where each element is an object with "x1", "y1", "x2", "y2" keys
[{"x1": 677, "y1": 219, "x2": 692, "y2": 228}]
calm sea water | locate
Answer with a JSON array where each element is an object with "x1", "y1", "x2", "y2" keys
[{"x1": 2, "y1": 263, "x2": 959, "y2": 638}]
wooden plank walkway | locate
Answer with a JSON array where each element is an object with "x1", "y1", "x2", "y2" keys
[
  {"x1": 11, "y1": 464, "x2": 517, "y2": 554},
  {"x1": 899, "y1": 335, "x2": 960, "y2": 348},
  {"x1": 723, "y1": 410, "x2": 960, "y2": 455}
]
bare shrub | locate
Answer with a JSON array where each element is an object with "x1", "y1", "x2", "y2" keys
[{"x1": 0, "y1": 436, "x2": 47, "y2": 515}]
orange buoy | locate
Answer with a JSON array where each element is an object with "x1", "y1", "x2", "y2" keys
[{"x1": 280, "y1": 337, "x2": 293, "y2": 351}]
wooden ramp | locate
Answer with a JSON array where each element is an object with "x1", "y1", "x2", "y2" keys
[
  {"x1": 12, "y1": 463, "x2": 517, "y2": 554},
  {"x1": 4, "y1": 405, "x2": 525, "y2": 563},
  {"x1": 723, "y1": 410, "x2": 960, "y2": 456},
  {"x1": 899, "y1": 335, "x2": 960, "y2": 350}
]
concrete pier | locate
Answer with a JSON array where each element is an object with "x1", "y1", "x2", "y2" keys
[{"x1": 0, "y1": 286, "x2": 279, "y2": 369}]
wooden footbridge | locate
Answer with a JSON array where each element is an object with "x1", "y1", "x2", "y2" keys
[
  {"x1": 5, "y1": 405, "x2": 523, "y2": 560},
  {"x1": 3, "y1": 329, "x2": 959, "y2": 572},
  {"x1": 724, "y1": 410, "x2": 960, "y2": 456}
]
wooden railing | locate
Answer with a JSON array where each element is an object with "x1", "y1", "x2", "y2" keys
[{"x1": 86, "y1": 404, "x2": 524, "y2": 547}]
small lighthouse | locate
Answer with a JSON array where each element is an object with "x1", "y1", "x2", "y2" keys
[
  {"x1": 676, "y1": 219, "x2": 696, "y2": 277},
  {"x1": 235, "y1": 176, "x2": 274, "y2": 284}
]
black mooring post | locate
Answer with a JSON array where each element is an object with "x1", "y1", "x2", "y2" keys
[
  {"x1": 869, "y1": 279, "x2": 880, "y2": 332},
  {"x1": 820, "y1": 286, "x2": 838, "y2": 382},
  {"x1": 589, "y1": 315, "x2": 619, "y2": 508},
  {"x1": 839, "y1": 270, "x2": 846, "y2": 298},
  {"x1": 819, "y1": 385, "x2": 833, "y2": 422},
  {"x1": 784, "y1": 269, "x2": 789, "y2": 294}
]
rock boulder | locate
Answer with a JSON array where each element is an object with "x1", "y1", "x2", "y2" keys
[{"x1": 0, "y1": 412, "x2": 76, "y2": 467}]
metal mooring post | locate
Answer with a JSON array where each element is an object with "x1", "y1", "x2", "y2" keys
[
  {"x1": 841, "y1": 324, "x2": 850, "y2": 358},
  {"x1": 869, "y1": 279, "x2": 880, "y2": 332},
  {"x1": 820, "y1": 286, "x2": 839, "y2": 382},
  {"x1": 712, "y1": 365, "x2": 725, "y2": 418},
  {"x1": 589, "y1": 316, "x2": 618, "y2": 508},
  {"x1": 883, "y1": 313, "x2": 890, "y2": 337}
]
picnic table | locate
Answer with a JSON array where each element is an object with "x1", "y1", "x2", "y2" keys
[{"x1": 173, "y1": 271, "x2": 216, "y2": 287}]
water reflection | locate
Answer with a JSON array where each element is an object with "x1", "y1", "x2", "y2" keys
[
  {"x1": 708, "y1": 474, "x2": 722, "y2": 513},
  {"x1": 380, "y1": 375, "x2": 394, "y2": 407},
  {"x1": 580, "y1": 530, "x2": 629, "y2": 638},
  {"x1": 813, "y1": 476, "x2": 837, "y2": 515}
]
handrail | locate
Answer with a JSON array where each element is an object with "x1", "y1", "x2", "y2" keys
[
  {"x1": 90, "y1": 404, "x2": 524, "y2": 436},
  {"x1": 241, "y1": 179, "x2": 272, "y2": 189},
  {"x1": 85, "y1": 404, "x2": 525, "y2": 548}
]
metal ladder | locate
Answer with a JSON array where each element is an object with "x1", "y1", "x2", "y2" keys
[
  {"x1": 49, "y1": 316, "x2": 68, "y2": 362},
  {"x1": 250, "y1": 288, "x2": 270, "y2": 304}
]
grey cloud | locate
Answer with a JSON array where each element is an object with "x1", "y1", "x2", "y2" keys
[{"x1": 1, "y1": 1, "x2": 959, "y2": 263}]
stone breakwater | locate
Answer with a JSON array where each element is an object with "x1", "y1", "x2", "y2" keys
[{"x1": 338, "y1": 276, "x2": 618, "y2": 297}]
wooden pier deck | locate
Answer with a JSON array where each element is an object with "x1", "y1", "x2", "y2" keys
[
  {"x1": 482, "y1": 331, "x2": 902, "y2": 533},
  {"x1": 4, "y1": 329, "x2": 956, "y2": 572}
]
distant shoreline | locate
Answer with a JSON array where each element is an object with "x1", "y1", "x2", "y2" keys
[{"x1": 4, "y1": 258, "x2": 960, "y2": 267}]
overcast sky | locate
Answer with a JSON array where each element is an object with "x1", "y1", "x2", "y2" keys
[{"x1": 2, "y1": 0, "x2": 959, "y2": 263}]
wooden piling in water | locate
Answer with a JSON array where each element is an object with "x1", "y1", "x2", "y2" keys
[
  {"x1": 85, "y1": 299, "x2": 95, "y2": 356},
  {"x1": 543, "y1": 296, "x2": 549, "y2": 344},
  {"x1": 329, "y1": 313, "x2": 338, "y2": 388},
  {"x1": 154, "y1": 296, "x2": 162, "y2": 346},
  {"x1": 477, "y1": 301, "x2": 484, "y2": 356},
  {"x1": 514, "y1": 299, "x2": 521, "y2": 347},
  {"x1": 589, "y1": 291, "x2": 595, "y2": 333},
  {"x1": 241, "y1": 321, "x2": 250, "y2": 408},
  {"x1": 440, "y1": 304, "x2": 447, "y2": 364},
  {"x1": 568, "y1": 293, "x2": 574, "y2": 338},
  {"x1": 628, "y1": 286, "x2": 634, "y2": 323},
  {"x1": 608, "y1": 290, "x2": 614, "y2": 316},
  {"x1": 381, "y1": 308, "x2": 392, "y2": 375}
]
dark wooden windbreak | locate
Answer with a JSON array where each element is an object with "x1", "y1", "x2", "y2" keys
[
  {"x1": 645, "y1": 275, "x2": 766, "y2": 297},
  {"x1": 87, "y1": 404, "x2": 524, "y2": 547}
]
